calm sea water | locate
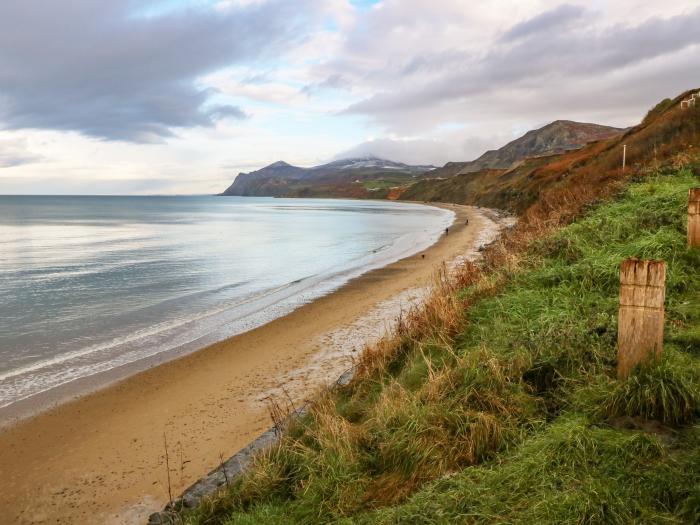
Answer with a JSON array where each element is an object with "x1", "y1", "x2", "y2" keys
[{"x1": 0, "y1": 196, "x2": 452, "y2": 411}]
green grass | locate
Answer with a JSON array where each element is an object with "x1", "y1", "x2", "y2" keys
[
  {"x1": 181, "y1": 167, "x2": 700, "y2": 524},
  {"x1": 361, "y1": 179, "x2": 399, "y2": 191},
  {"x1": 353, "y1": 418, "x2": 700, "y2": 524}
]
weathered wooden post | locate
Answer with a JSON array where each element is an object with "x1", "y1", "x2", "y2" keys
[
  {"x1": 617, "y1": 258, "x2": 666, "y2": 379},
  {"x1": 689, "y1": 188, "x2": 700, "y2": 248}
]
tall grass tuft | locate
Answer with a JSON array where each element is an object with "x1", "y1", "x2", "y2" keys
[{"x1": 602, "y1": 357, "x2": 699, "y2": 426}]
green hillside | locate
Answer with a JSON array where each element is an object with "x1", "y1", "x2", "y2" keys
[{"x1": 177, "y1": 158, "x2": 700, "y2": 524}]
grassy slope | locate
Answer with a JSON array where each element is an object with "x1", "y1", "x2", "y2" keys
[
  {"x1": 182, "y1": 164, "x2": 699, "y2": 524},
  {"x1": 353, "y1": 168, "x2": 700, "y2": 525}
]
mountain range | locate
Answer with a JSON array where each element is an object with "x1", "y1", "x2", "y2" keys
[
  {"x1": 221, "y1": 120, "x2": 625, "y2": 200},
  {"x1": 221, "y1": 157, "x2": 434, "y2": 198}
]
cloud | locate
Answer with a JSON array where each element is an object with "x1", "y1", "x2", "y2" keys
[
  {"x1": 335, "y1": 138, "x2": 449, "y2": 166},
  {"x1": 501, "y1": 4, "x2": 587, "y2": 42},
  {"x1": 334, "y1": 132, "x2": 506, "y2": 167},
  {"x1": 3, "y1": 1, "x2": 699, "y2": 192},
  {"x1": 318, "y1": 2, "x2": 700, "y2": 137},
  {"x1": 302, "y1": 73, "x2": 352, "y2": 96},
  {"x1": 0, "y1": 138, "x2": 42, "y2": 168},
  {"x1": 0, "y1": 0, "x2": 318, "y2": 142}
]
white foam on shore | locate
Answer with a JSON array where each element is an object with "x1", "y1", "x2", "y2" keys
[{"x1": 0, "y1": 204, "x2": 455, "y2": 419}]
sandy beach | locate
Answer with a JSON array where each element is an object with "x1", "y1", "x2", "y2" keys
[{"x1": 0, "y1": 204, "x2": 501, "y2": 524}]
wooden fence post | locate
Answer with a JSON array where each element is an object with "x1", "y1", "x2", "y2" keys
[
  {"x1": 689, "y1": 188, "x2": 700, "y2": 248},
  {"x1": 618, "y1": 258, "x2": 666, "y2": 379}
]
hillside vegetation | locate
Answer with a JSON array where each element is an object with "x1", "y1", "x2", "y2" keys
[
  {"x1": 455, "y1": 120, "x2": 623, "y2": 174},
  {"x1": 175, "y1": 92, "x2": 700, "y2": 524},
  {"x1": 402, "y1": 90, "x2": 699, "y2": 213},
  {"x1": 181, "y1": 161, "x2": 700, "y2": 525}
]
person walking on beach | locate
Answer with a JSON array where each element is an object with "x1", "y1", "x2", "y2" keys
[{"x1": 445, "y1": 227, "x2": 449, "y2": 236}]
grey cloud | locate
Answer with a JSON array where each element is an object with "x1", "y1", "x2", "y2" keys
[
  {"x1": 335, "y1": 138, "x2": 449, "y2": 166},
  {"x1": 343, "y1": 6, "x2": 700, "y2": 124},
  {"x1": 335, "y1": 133, "x2": 504, "y2": 167},
  {"x1": 302, "y1": 73, "x2": 351, "y2": 96},
  {"x1": 0, "y1": 0, "x2": 316, "y2": 142},
  {"x1": 0, "y1": 139, "x2": 42, "y2": 168},
  {"x1": 501, "y1": 4, "x2": 587, "y2": 42},
  {"x1": 241, "y1": 73, "x2": 272, "y2": 85},
  {"x1": 206, "y1": 105, "x2": 249, "y2": 122},
  {"x1": 399, "y1": 50, "x2": 472, "y2": 76}
]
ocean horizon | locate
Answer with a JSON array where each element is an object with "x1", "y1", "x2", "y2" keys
[{"x1": 0, "y1": 195, "x2": 453, "y2": 415}]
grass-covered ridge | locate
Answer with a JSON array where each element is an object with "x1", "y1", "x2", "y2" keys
[{"x1": 183, "y1": 167, "x2": 700, "y2": 524}]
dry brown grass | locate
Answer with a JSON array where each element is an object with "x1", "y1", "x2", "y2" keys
[{"x1": 352, "y1": 263, "x2": 476, "y2": 383}]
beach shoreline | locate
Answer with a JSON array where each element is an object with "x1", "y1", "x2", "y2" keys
[
  {"x1": 0, "y1": 203, "x2": 505, "y2": 524},
  {"x1": 0, "y1": 198, "x2": 453, "y2": 423}
]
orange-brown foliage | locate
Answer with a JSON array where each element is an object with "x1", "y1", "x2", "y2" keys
[{"x1": 400, "y1": 90, "x2": 700, "y2": 221}]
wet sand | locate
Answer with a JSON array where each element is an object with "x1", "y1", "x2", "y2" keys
[{"x1": 0, "y1": 204, "x2": 500, "y2": 524}]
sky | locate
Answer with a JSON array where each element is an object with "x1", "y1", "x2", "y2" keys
[{"x1": 0, "y1": 0, "x2": 699, "y2": 195}]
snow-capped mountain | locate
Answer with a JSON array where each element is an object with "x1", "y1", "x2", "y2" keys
[{"x1": 221, "y1": 157, "x2": 435, "y2": 197}]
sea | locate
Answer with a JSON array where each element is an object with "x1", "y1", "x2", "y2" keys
[{"x1": 0, "y1": 196, "x2": 453, "y2": 415}]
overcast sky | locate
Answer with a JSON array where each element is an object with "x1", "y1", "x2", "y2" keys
[{"x1": 1, "y1": 0, "x2": 698, "y2": 194}]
